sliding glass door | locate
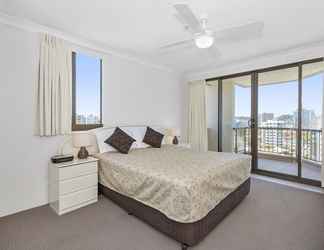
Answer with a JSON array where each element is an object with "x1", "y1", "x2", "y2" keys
[
  {"x1": 257, "y1": 67, "x2": 299, "y2": 176},
  {"x1": 301, "y1": 62, "x2": 324, "y2": 181},
  {"x1": 221, "y1": 75, "x2": 252, "y2": 154},
  {"x1": 213, "y1": 58, "x2": 323, "y2": 186}
]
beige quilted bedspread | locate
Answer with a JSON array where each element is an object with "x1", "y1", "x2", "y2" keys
[{"x1": 96, "y1": 145, "x2": 251, "y2": 223}]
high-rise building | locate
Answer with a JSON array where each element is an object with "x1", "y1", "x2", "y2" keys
[
  {"x1": 86, "y1": 114, "x2": 99, "y2": 124},
  {"x1": 315, "y1": 116, "x2": 322, "y2": 129},
  {"x1": 260, "y1": 113, "x2": 274, "y2": 123},
  {"x1": 234, "y1": 116, "x2": 250, "y2": 128},
  {"x1": 277, "y1": 114, "x2": 294, "y2": 127},
  {"x1": 76, "y1": 114, "x2": 86, "y2": 124},
  {"x1": 76, "y1": 114, "x2": 100, "y2": 124},
  {"x1": 294, "y1": 109, "x2": 317, "y2": 129}
]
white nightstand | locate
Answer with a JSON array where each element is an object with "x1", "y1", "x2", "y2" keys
[{"x1": 49, "y1": 157, "x2": 98, "y2": 215}]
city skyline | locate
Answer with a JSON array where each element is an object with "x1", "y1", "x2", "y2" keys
[
  {"x1": 234, "y1": 73, "x2": 323, "y2": 129},
  {"x1": 76, "y1": 113, "x2": 100, "y2": 125},
  {"x1": 235, "y1": 73, "x2": 323, "y2": 117},
  {"x1": 235, "y1": 109, "x2": 322, "y2": 130}
]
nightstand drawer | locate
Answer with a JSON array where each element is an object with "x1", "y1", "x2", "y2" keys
[
  {"x1": 59, "y1": 162, "x2": 97, "y2": 180},
  {"x1": 60, "y1": 174, "x2": 97, "y2": 195},
  {"x1": 60, "y1": 186, "x2": 97, "y2": 210}
]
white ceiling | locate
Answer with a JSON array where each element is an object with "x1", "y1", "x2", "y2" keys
[{"x1": 1, "y1": 0, "x2": 324, "y2": 73}]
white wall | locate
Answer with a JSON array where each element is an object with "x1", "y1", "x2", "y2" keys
[
  {"x1": 0, "y1": 22, "x2": 184, "y2": 217},
  {"x1": 102, "y1": 54, "x2": 183, "y2": 128}
]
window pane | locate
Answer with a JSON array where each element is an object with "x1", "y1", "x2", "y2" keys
[
  {"x1": 75, "y1": 53, "x2": 101, "y2": 125},
  {"x1": 301, "y1": 62, "x2": 324, "y2": 181},
  {"x1": 257, "y1": 67, "x2": 299, "y2": 176}
]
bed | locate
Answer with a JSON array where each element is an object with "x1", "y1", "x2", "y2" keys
[{"x1": 94, "y1": 134, "x2": 251, "y2": 250}]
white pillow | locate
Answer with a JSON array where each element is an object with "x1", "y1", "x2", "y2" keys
[
  {"x1": 94, "y1": 128, "x2": 115, "y2": 153},
  {"x1": 127, "y1": 126, "x2": 150, "y2": 149},
  {"x1": 94, "y1": 127, "x2": 136, "y2": 153}
]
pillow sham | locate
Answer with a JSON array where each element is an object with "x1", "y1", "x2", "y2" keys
[
  {"x1": 94, "y1": 128, "x2": 116, "y2": 153},
  {"x1": 143, "y1": 126, "x2": 164, "y2": 148},
  {"x1": 130, "y1": 126, "x2": 150, "y2": 149},
  {"x1": 105, "y1": 127, "x2": 136, "y2": 154},
  {"x1": 95, "y1": 127, "x2": 136, "y2": 153}
]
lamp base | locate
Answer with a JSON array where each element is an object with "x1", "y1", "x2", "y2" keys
[
  {"x1": 173, "y1": 136, "x2": 179, "y2": 145},
  {"x1": 78, "y1": 146, "x2": 89, "y2": 159}
]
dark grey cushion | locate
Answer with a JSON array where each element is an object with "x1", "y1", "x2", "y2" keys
[
  {"x1": 105, "y1": 127, "x2": 136, "y2": 154},
  {"x1": 143, "y1": 127, "x2": 164, "y2": 148}
]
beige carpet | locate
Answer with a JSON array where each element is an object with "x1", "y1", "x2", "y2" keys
[{"x1": 1, "y1": 178, "x2": 324, "y2": 250}]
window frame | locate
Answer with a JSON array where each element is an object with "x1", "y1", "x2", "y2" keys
[{"x1": 72, "y1": 51, "x2": 103, "y2": 131}]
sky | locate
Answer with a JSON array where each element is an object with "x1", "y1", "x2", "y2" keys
[
  {"x1": 235, "y1": 74, "x2": 323, "y2": 117},
  {"x1": 75, "y1": 53, "x2": 101, "y2": 116}
]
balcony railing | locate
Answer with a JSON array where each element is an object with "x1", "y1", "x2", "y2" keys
[{"x1": 233, "y1": 127, "x2": 322, "y2": 163}]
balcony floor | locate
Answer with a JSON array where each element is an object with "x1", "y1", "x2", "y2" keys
[{"x1": 258, "y1": 158, "x2": 322, "y2": 181}]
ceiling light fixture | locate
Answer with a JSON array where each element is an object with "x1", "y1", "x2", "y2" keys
[
  {"x1": 195, "y1": 27, "x2": 214, "y2": 49},
  {"x1": 195, "y1": 34, "x2": 214, "y2": 49},
  {"x1": 195, "y1": 33, "x2": 214, "y2": 48}
]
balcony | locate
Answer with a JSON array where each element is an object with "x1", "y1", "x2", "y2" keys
[{"x1": 233, "y1": 127, "x2": 322, "y2": 181}]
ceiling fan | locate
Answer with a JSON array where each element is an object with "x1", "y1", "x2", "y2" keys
[{"x1": 160, "y1": 4, "x2": 264, "y2": 52}]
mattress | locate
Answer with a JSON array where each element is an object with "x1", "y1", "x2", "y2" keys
[{"x1": 96, "y1": 145, "x2": 251, "y2": 223}]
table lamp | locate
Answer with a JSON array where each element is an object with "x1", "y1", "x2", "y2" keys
[
  {"x1": 165, "y1": 128, "x2": 180, "y2": 145},
  {"x1": 72, "y1": 132, "x2": 91, "y2": 159}
]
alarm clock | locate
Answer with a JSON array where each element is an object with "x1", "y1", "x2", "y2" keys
[{"x1": 51, "y1": 154, "x2": 74, "y2": 164}]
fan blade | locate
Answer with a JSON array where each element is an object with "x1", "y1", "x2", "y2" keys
[
  {"x1": 158, "y1": 39, "x2": 222, "y2": 62},
  {"x1": 174, "y1": 13, "x2": 191, "y2": 32},
  {"x1": 159, "y1": 39, "x2": 194, "y2": 52},
  {"x1": 173, "y1": 4, "x2": 202, "y2": 33},
  {"x1": 213, "y1": 21, "x2": 264, "y2": 43}
]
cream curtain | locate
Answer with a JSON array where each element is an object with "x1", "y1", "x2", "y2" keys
[
  {"x1": 35, "y1": 34, "x2": 72, "y2": 136},
  {"x1": 188, "y1": 80, "x2": 208, "y2": 152}
]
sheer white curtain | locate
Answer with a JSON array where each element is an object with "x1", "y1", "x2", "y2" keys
[
  {"x1": 188, "y1": 80, "x2": 208, "y2": 152},
  {"x1": 35, "y1": 34, "x2": 72, "y2": 136}
]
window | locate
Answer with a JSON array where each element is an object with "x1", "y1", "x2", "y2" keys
[{"x1": 72, "y1": 52, "x2": 102, "y2": 131}]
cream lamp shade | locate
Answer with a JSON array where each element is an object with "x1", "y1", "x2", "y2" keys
[
  {"x1": 165, "y1": 128, "x2": 180, "y2": 137},
  {"x1": 165, "y1": 128, "x2": 181, "y2": 145},
  {"x1": 72, "y1": 132, "x2": 91, "y2": 148}
]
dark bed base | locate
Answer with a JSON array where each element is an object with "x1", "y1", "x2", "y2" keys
[{"x1": 99, "y1": 178, "x2": 250, "y2": 249}]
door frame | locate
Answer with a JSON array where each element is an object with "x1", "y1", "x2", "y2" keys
[{"x1": 207, "y1": 57, "x2": 323, "y2": 187}]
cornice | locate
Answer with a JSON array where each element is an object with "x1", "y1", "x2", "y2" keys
[{"x1": 0, "y1": 11, "x2": 177, "y2": 74}]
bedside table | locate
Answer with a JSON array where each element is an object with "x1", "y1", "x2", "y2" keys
[{"x1": 49, "y1": 157, "x2": 98, "y2": 215}]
